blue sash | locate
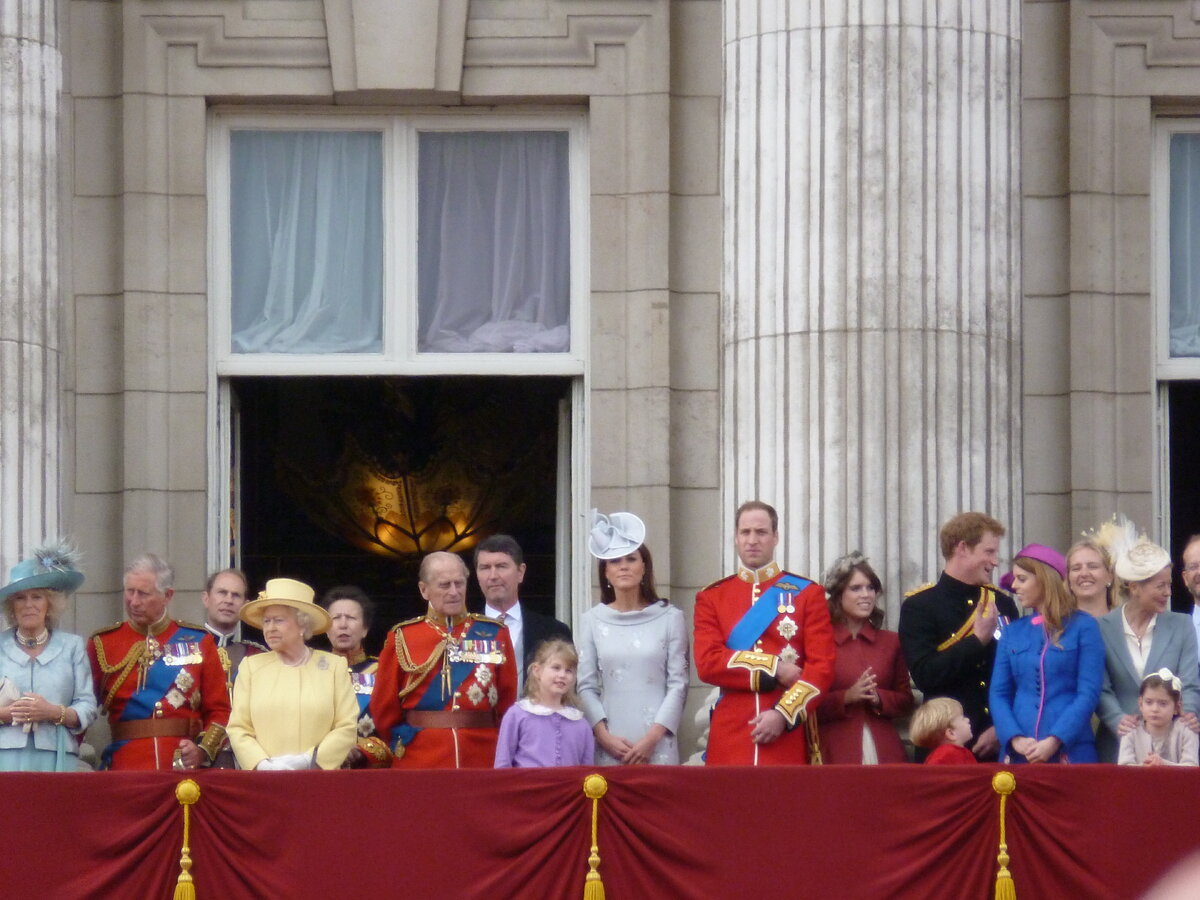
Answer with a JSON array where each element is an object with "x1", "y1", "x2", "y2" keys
[
  {"x1": 119, "y1": 626, "x2": 206, "y2": 722},
  {"x1": 413, "y1": 619, "x2": 505, "y2": 711},
  {"x1": 726, "y1": 575, "x2": 812, "y2": 651},
  {"x1": 351, "y1": 672, "x2": 375, "y2": 716}
]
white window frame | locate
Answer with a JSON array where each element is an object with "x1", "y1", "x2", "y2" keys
[
  {"x1": 205, "y1": 108, "x2": 592, "y2": 624},
  {"x1": 1152, "y1": 116, "x2": 1200, "y2": 538},
  {"x1": 207, "y1": 108, "x2": 589, "y2": 377},
  {"x1": 1153, "y1": 116, "x2": 1200, "y2": 381}
]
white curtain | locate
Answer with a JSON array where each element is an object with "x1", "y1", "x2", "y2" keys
[
  {"x1": 418, "y1": 131, "x2": 571, "y2": 353},
  {"x1": 231, "y1": 131, "x2": 383, "y2": 353},
  {"x1": 1171, "y1": 133, "x2": 1200, "y2": 357}
]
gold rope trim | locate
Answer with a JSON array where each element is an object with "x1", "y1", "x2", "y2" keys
[
  {"x1": 936, "y1": 587, "x2": 995, "y2": 652},
  {"x1": 174, "y1": 778, "x2": 201, "y2": 900},
  {"x1": 393, "y1": 628, "x2": 447, "y2": 703},
  {"x1": 992, "y1": 771, "x2": 1016, "y2": 900},
  {"x1": 582, "y1": 774, "x2": 608, "y2": 900},
  {"x1": 92, "y1": 636, "x2": 145, "y2": 712}
]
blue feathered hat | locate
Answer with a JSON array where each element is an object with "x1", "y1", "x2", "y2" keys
[{"x1": 0, "y1": 541, "x2": 85, "y2": 601}]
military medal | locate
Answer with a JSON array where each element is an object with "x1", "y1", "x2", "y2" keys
[
  {"x1": 779, "y1": 646, "x2": 799, "y2": 665},
  {"x1": 776, "y1": 592, "x2": 795, "y2": 614},
  {"x1": 776, "y1": 617, "x2": 798, "y2": 641}
]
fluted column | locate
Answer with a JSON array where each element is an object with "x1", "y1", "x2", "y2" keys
[
  {"x1": 723, "y1": 2, "x2": 1021, "y2": 619},
  {"x1": 0, "y1": 2, "x2": 62, "y2": 569}
]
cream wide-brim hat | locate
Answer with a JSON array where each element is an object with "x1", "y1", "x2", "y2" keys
[
  {"x1": 240, "y1": 577, "x2": 331, "y2": 635},
  {"x1": 1114, "y1": 540, "x2": 1173, "y2": 584}
]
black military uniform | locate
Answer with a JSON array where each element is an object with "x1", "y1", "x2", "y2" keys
[{"x1": 898, "y1": 572, "x2": 1019, "y2": 760}]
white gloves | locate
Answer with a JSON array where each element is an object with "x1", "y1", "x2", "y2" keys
[{"x1": 256, "y1": 751, "x2": 314, "y2": 771}]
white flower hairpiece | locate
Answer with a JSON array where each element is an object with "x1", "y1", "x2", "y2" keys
[{"x1": 1145, "y1": 668, "x2": 1182, "y2": 693}]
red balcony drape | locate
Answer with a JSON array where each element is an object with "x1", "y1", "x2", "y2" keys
[{"x1": 3, "y1": 765, "x2": 1196, "y2": 899}]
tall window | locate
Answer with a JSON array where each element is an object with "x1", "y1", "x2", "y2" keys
[
  {"x1": 1169, "y1": 131, "x2": 1200, "y2": 358},
  {"x1": 1157, "y1": 119, "x2": 1200, "y2": 610},
  {"x1": 209, "y1": 112, "x2": 587, "y2": 376}
]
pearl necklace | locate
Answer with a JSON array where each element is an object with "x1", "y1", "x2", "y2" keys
[{"x1": 16, "y1": 629, "x2": 49, "y2": 649}]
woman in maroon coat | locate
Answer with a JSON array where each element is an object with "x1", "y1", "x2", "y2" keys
[{"x1": 815, "y1": 553, "x2": 914, "y2": 764}]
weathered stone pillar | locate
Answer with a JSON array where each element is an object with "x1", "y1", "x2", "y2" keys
[
  {"x1": 0, "y1": 2, "x2": 61, "y2": 569},
  {"x1": 723, "y1": 2, "x2": 1021, "y2": 617}
]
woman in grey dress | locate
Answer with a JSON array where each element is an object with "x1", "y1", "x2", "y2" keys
[{"x1": 578, "y1": 511, "x2": 689, "y2": 765}]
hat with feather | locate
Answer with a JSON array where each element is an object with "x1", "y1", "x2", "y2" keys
[{"x1": 0, "y1": 540, "x2": 85, "y2": 600}]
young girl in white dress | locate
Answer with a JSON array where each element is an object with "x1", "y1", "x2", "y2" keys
[{"x1": 1118, "y1": 669, "x2": 1199, "y2": 767}]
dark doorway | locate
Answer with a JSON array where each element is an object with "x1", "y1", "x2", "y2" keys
[
  {"x1": 231, "y1": 375, "x2": 568, "y2": 652},
  {"x1": 1168, "y1": 381, "x2": 1200, "y2": 613}
]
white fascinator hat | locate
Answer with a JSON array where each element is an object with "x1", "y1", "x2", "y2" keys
[{"x1": 587, "y1": 509, "x2": 647, "y2": 560}]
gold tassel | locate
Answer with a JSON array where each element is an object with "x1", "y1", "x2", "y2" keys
[
  {"x1": 174, "y1": 778, "x2": 201, "y2": 900},
  {"x1": 804, "y1": 713, "x2": 823, "y2": 765},
  {"x1": 582, "y1": 774, "x2": 608, "y2": 900},
  {"x1": 991, "y1": 771, "x2": 1017, "y2": 900}
]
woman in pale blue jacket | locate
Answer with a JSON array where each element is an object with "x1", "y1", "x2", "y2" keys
[
  {"x1": 989, "y1": 544, "x2": 1105, "y2": 763},
  {"x1": 0, "y1": 543, "x2": 97, "y2": 771}
]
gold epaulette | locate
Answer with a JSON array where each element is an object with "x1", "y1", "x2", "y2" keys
[
  {"x1": 699, "y1": 573, "x2": 737, "y2": 592},
  {"x1": 905, "y1": 582, "x2": 935, "y2": 598},
  {"x1": 472, "y1": 613, "x2": 505, "y2": 626},
  {"x1": 776, "y1": 680, "x2": 821, "y2": 727},
  {"x1": 177, "y1": 620, "x2": 207, "y2": 632},
  {"x1": 90, "y1": 620, "x2": 125, "y2": 638},
  {"x1": 389, "y1": 615, "x2": 427, "y2": 631}
]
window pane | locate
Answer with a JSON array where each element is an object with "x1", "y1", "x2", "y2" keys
[
  {"x1": 1171, "y1": 133, "x2": 1200, "y2": 357},
  {"x1": 418, "y1": 131, "x2": 570, "y2": 353},
  {"x1": 231, "y1": 130, "x2": 383, "y2": 353}
]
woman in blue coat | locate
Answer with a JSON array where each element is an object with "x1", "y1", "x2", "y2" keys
[{"x1": 989, "y1": 543, "x2": 1105, "y2": 763}]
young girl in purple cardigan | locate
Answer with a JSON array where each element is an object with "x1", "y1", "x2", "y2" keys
[{"x1": 495, "y1": 639, "x2": 594, "y2": 768}]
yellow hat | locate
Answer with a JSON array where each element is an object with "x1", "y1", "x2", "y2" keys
[{"x1": 240, "y1": 577, "x2": 331, "y2": 635}]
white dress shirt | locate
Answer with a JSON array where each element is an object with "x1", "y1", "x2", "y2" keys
[
  {"x1": 1121, "y1": 605, "x2": 1157, "y2": 678},
  {"x1": 486, "y1": 602, "x2": 524, "y2": 694}
]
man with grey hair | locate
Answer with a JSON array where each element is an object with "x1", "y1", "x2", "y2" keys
[
  {"x1": 370, "y1": 551, "x2": 517, "y2": 768},
  {"x1": 87, "y1": 553, "x2": 230, "y2": 770}
]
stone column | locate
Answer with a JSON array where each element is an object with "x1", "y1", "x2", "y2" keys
[
  {"x1": 0, "y1": 2, "x2": 62, "y2": 569},
  {"x1": 723, "y1": 2, "x2": 1021, "y2": 618}
]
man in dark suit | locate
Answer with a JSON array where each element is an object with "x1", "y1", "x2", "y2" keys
[{"x1": 473, "y1": 535, "x2": 572, "y2": 694}]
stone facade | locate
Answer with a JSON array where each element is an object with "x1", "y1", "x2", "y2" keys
[{"x1": 0, "y1": 0, "x2": 1194, "y2": 752}]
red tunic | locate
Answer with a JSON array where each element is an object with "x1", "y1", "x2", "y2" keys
[
  {"x1": 88, "y1": 619, "x2": 231, "y2": 770},
  {"x1": 694, "y1": 565, "x2": 835, "y2": 765},
  {"x1": 370, "y1": 613, "x2": 517, "y2": 769},
  {"x1": 924, "y1": 743, "x2": 978, "y2": 765}
]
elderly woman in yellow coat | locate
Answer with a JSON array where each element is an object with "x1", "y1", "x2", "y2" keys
[{"x1": 228, "y1": 578, "x2": 358, "y2": 770}]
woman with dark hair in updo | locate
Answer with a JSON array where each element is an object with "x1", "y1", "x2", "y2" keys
[
  {"x1": 814, "y1": 552, "x2": 913, "y2": 764},
  {"x1": 578, "y1": 511, "x2": 689, "y2": 766}
]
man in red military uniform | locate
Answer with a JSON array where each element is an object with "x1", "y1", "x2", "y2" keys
[
  {"x1": 371, "y1": 551, "x2": 517, "y2": 768},
  {"x1": 694, "y1": 501, "x2": 835, "y2": 765},
  {"x1": 88, "y1": 553, "x2": 230, "y2": 770}
]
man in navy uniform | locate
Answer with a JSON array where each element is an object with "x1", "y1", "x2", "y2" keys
[{"x1": 899, "y1": 512, "x2": 1019, "y2": 761}]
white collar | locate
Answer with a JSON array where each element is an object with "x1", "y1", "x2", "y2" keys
[
  {"x1": 204, "y1": 621, "x2": 242, "y2": 646},
  {"x1": 486, "y1": 602, "x2": 522, "y2": 624},
  {"x1": 517, "y1": 697, "x2": 583, "y2": 720},
  {"x1": 1121, "y1": 605, "x2": 1157, "y2": 638}
]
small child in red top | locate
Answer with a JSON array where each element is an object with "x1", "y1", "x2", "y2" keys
[{"x1": 911, "y1": 697, "x2": 977, "y2": 764}]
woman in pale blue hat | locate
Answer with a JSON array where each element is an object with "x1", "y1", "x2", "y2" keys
[
  {"x1": 577, "y1": 510, "x2": 689, "y2": 765},
  {"x1": 0, "y1": 541, "x2": 97, "y2": 771}
]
